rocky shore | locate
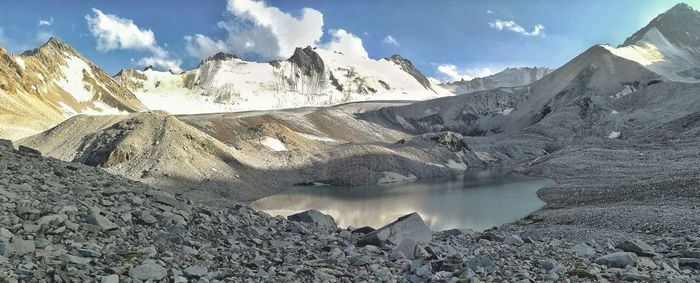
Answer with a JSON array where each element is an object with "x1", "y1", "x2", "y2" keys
[{"x1": 1, "y1": 141, "x2": 700, "y2": 282}]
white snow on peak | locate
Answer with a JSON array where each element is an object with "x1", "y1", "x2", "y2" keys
[
  {"x1": 125, "y1": 50, "x2": 449, "y2": 115},
  {"x1": 54, "y1": 55, "x2": 94, "y2": 102},
  {"x1": 603, "y1": 27, "x2": 700, "y2": 83},
  {"x1": 14, "y1": 57, "x2": 26, "y2": 70}
]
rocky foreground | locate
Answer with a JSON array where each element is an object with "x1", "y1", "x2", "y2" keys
[{"x1": 1, "y1": 142, "x2": 700, "y2": 282}]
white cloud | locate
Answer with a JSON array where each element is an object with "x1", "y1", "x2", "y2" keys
[
  {"x1": 437, "y1": 64, "x2": 495, "y2": 82},
  {"x1": 321, "y1": 29, "x2": 368, "y2": 58},
  {"x1": 86, "y1": 8, "x2": 181, "y2": 72},
  {"x1": 185, "y1": 0, "x2": 324, "y2": 60},
  {"x1": 185, "y1": 0, "x2": 371, "y2": 62},
  {"x1": 184, "y1": 34, "x2": 227, "y2": 59},
  {"x1": 38, "y1": 17, "x2": 54, "y2": 27},
  {"x1": 383, "y1": 35, "x2": 399, "y2": 46},
  {"x1": 489, "y1": 20, "x2": 545, "y2": 37},
  {"x1": 486, "y1": 10, "x2": 493, "y2": 14}
]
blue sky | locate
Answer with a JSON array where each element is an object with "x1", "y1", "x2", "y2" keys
[{"x1": 0, "y1": 0, "x2": 697, "y2": 81}]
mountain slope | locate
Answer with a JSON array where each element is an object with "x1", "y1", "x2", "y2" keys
[
  {"x1": 604, "y1": 3, "x2": 700, "y2": 82},
  {"x1": 440, "y1": 67, "x2": 555, "y2": 95},
  {"x1": 0, "y1": 38, "x2": 145, "y2": 140},
  {"x1": 114, "y1": 48, "x2": 449, "y2": 114}
]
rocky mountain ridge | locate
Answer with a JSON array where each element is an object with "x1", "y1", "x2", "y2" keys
[
  {"x1": 439, "y1": 67, "x2": 555, "y2": 95},
  {"x1": 0, "y1": 37, "x2": 144, "y2": 140}
]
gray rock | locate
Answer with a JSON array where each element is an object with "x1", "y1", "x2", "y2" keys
[
  {"x1": 595, "y1": 252, "x2": 638, "y2": 268},
  {"x1": 394, "y1": 238, "x2": 428, "y2": 260},
  {"x1": 60, "y1": 254, "x2": 92, "y2": 265},
  {"x1": 287, "y1": 210, "x2": 337, "y2": 230},
  {"x1": 679, "y1": 258, "x2": 700, "y2": 269},
  {"x1": 101, "y1": 274, "x2": 119, "y2": 283},
  {"x1": 129, "y1": 263, "x2": 167, "y2": 281},
  {"x1": 569, "y1": 243, "x2": 596, "y2": 257},
  {"x1": 0, "y1": 239, "x2": 35, "y2": 257},
  {"x1": 617, "y1": 239, "x2": 656, "y2": 257},
  {"x1": 357, "y1": 213, "x2": 431, "y2": 246},
  {"x1": 135, "y1": 211, "x2": 158, "y2": 225},
  {"x1": 86, "y1": 212, "x2": 118, "y2": 231},
  {"x1": 682, "y1": 249, "x2": 700, "y2": 259},
  {"x1": 184, "y1": 266, "x2": 208, "y2": 278},
  {"x1": 504, "y1": 234, "x2": 524, "y2": 246},
  {"x1": 0, "y1": 139, "x2": 15, "y2": 150},
  {"x1": 37, "y1": 214, "x2": 68, "y2": 226},
  {"x1": 17, "y1": 145, "x2": 41, "y2": 156}
]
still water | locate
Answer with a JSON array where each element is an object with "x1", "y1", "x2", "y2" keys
[{"x1": 250, "y1": 171, "x2": 554, "y2": 231}]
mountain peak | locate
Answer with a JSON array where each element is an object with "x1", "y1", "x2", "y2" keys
[
  {"x1": 206, "y1": 52, "x2": 239, "y2": 62},
  {"x1": 287, "y1": 46, "x2": 325, "y2": 76},
  {"x1": 23, "y1": 37, "x2": 79, "y2": 57},
  {"x1": 385, "y1": 54, "x2": 431, "y2": 89},
  {"x1": 621, "y1": 3, "x2": 700, "y2": 47}
]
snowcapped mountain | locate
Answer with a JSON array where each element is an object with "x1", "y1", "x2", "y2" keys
[
  {"x1": 0, "y1": 38, "x2": 144, "y2": 140},
  {"x1": 603, "y1": 3, "x2": 700, "y2": 83},
  {"x1": 439, "y1": 67, "x2": 555, "y2": 95},
  {"x1": 114, "y1": 47, "x2": 449, "y2": 114}
]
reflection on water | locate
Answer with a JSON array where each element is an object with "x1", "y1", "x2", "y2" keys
[{"x1": 250, "y1": 170, "x2": 554, "y2": 231}]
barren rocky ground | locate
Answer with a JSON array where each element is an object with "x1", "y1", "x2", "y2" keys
[{"x1": 1, "y1": 141, "x2": 699, "y2": 282}]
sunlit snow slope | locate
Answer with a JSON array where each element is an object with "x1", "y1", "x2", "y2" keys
[{"x1": 115, "y1": 47, "x2": 449, "y2": 114}]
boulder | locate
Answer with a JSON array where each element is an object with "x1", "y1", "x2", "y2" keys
[
  {"x1": 357, "y1": 213, "x2": 431, "y2": 246},
  {"x1": 394, "y1": 238, "x2": 429, "y2": 260},
  {"x1": 129, "y1": 263, "x2": 167, "y2": 281},
  {"x1": 86, "y1": 212, "x2": 118, "y2": 231},
  {"x1": 0, "y1": 139, "x2": 14, "y2": 151},
  {"x1": 287, "y1": 210, "x2": 337, "y2": 230},
  {"x1": 17, "y1": 145, "x2": 41, "y2": 157},
  {"x1": 617, "y1": 239, "x2": 656, "y2": 257},
  {"x1": 504, "y1": 235, "x2": 524, "y2": 246},
  {"x1": 101, "y1": 274, "x2": 119, "y2": 283},
  {"x1": 594, "y1": 252, "x2": 638, "y2": 268},
  {"x1": 0, "y1": 239, "x2": 35, "y2": 257},
  {"x1": 569, "y1": 243, "x2": 596, "y2": 257},
  {"x1": 183, "y1": 265, "x2": 208, "y2": 278}
]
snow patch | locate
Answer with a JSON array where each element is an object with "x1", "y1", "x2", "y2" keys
[
  {"x1": 54, "y1": 55, "x2": 94, "y2": 102},
  {"x1": 297, "y1": 133, "x2": 337, "y2": 142},
  {"x1": 14, "y1": 57, "x2": 26, "y2": 70},
  {"x1": 608, "y1": 131, "x2": 621, "y2": 139},
  {"x1": 611, "y1": 110, "x2": 619, "y2": 115},
  {"x1": 261, "y1": 137, "x2": 287, "y2": 151},
  {"x1": 377, "y1": 172, "x2": 417, "y2": 184},
  {"x1": 500, "y1": 108, "x2": 514, "y2": 115}
]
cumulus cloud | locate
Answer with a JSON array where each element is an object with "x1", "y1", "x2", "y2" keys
[
  {"x1": 86, "y1": 8, "x2": 181, "y2": 72},
  {"x1": 184, "y1": 34, "x2": 227, "y2": 59},
  {"x1": 38, "y1": 17, "x2": 54, "y2": 27},
  {"x1": 186, "y1": 0, "x2": 323, "y2": 60},
  {"x1": 185, "y1": 0, "x2": 372, "y2": 62},
  {"x1": 486, "y1": 10, "x2": 493, "y2": 14},
  {"x1": 436, "y1": 64, "x2": 495, "y2": 82},
  {"x1": 489, "y1": 20, "x2": 544, "y2": 37},
  {"x1": 383, "y1": 35, "x2": 399, "y2": 46},
  {"x1": 321, "y1": 29, "x2": 368, "y2": 58}
]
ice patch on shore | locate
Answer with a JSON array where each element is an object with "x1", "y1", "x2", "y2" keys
[
  {"x1": 475, "y1": 151, "x2": 497, "y2": 162},
  {"x1": 446, "y1": 159, "x2": 467, "y2": 171},
  {"x1": 378, "y1": 172, "x2": 417, "y2": 184}
]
